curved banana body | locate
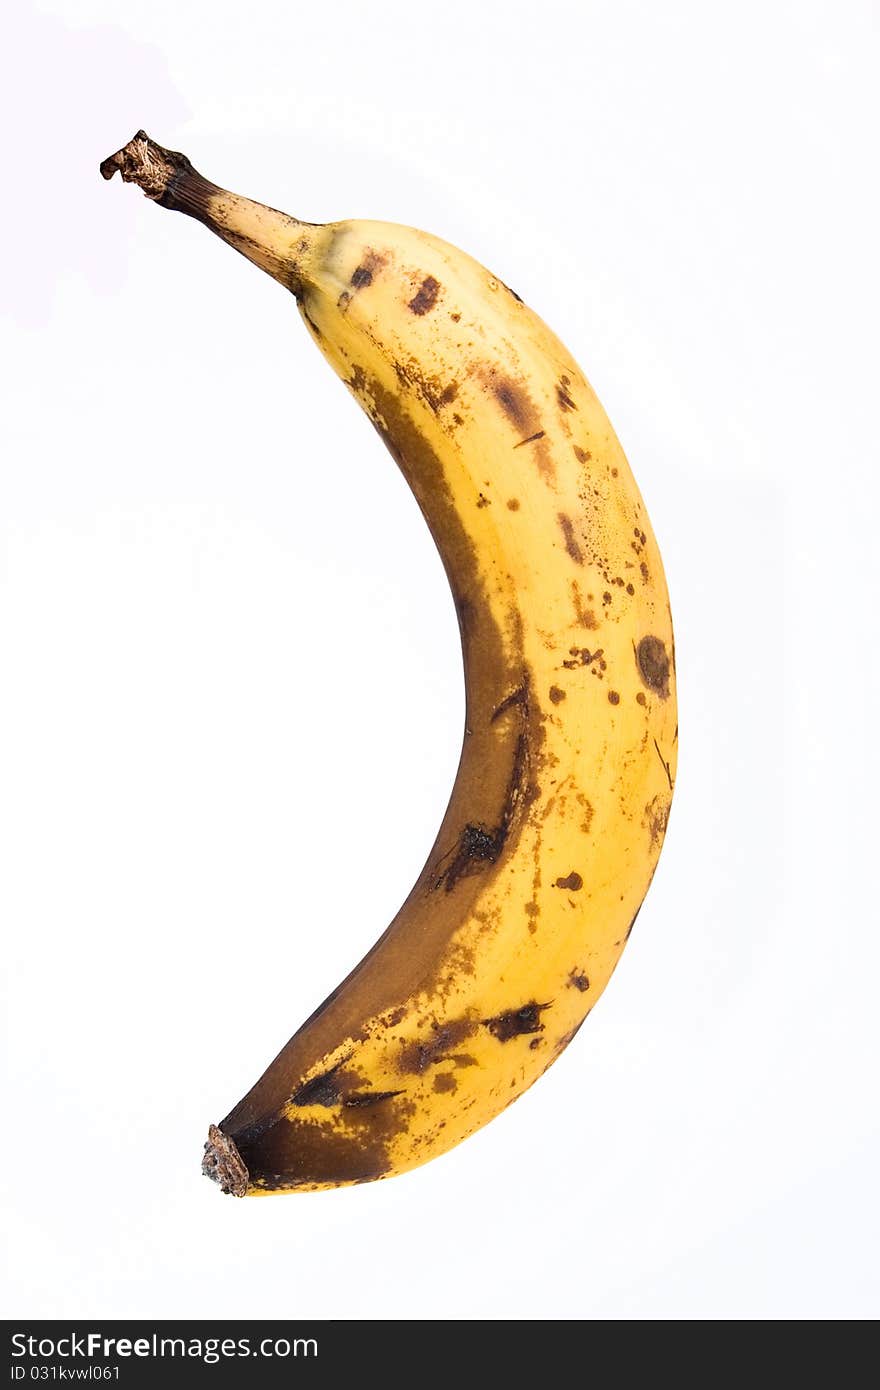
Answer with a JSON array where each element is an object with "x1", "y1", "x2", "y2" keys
[{"x1": 102, "y1": 133, "x2": 677, "y2": 1195}]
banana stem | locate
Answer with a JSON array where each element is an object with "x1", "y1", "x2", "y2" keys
[{"x1": 100, "y1": 130, "x2": 310, "y2": 293}]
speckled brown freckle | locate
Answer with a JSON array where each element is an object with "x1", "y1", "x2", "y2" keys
[
  {"x1": 507, "y1": 498, "x2": 520, "y2": 510},
  {"x1": 568, "y1": 970, "x2": 590, "y2": 992},
  {"x1": 432, "y1": 1073, "x2": 457, "y2": 1094},
  {"x1": 636, "y1": 691, "x2": 647, "y2": 706},
  {"x1": 548, "y1": 685, "x2": 566, "y2": 704},
  {"x1": 608, "y1": 690, "x2": 620, "y2": 705},
  {"x1": 476, "y1": 493, "x2": 490, "y2": 508},
  {"x1": 574, "y1": 446, "x2": 591, "y2": 463},
  {"x1": 626, "y1": 583, "x2": 635, "y2": 595},
  {"x1": 611, "y1": 467, "x2": 619, "y2": 477}
]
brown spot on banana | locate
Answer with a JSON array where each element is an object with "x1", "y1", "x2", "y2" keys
[
  {"x1": 558, "y1": 514, "x2": 584, "y2": 564},
  {"x1": 408, "y1": 275, "x2": 441, "y2": 314},
  {"x1": 568, "y1": 970, "x2": 590, "y2": 992},
  {"x1": 556, "y1": 375, "x2": 577, "y2": 412},
  {"x1": 350, "y1": 251, "x2": 387, "y2": 289},
  {"x1": 643, "y1": 794, "x2": 671, "y2": 849},
  {"x1": 492, "y1": 378, "x2": 532, "y2": 431},
  {"x1": 399, "y1": 1019, "x2": 477, "y2": 1074},
  {"x1": 570, "y1": 580, "x2": 598, "y2": 629},
  {"x1": 554, "y1": 872, "x2": 583, "y2": 891},
  {"x1": 635, "y1": 635, "x2": 671, "y2": 698},
  {"x1": 480, "y1": 370, "x2": 556, "y2": 483},
  {"x1": 484, "y1": 1002, "x2": 550, "y2": 1041}
]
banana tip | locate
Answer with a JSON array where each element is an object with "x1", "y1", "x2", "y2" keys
[{"x1": 202, "y1": 1123, "x2": 249, "y2": 1197}]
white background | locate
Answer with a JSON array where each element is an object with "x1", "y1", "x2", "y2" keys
[{"x1": 2, "y1": 0, "x2": 878, "y2": 1320}]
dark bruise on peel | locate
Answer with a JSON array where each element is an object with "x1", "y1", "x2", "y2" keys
[
  {"x1": 432, "y1": 731, "x2": 529, "y2": 892},
  {"x1": 556, "y1": 376, "x2": 577, "y2": 412},
  {"x1": 408, "y1": 275, "x2": 441, "y2": 315},
  {"x1": 237, "y1": 1112, "x2": 394, "y2": 1190},
  {"x1": 484, "y1": 1002, "x2": 550, "y2": 1042},
  {"x1": 490, "y1": 682, "x2": 529, "y2": 723},
  {"x1": 290, "y1": 1062, "x2": 347, "y2": 1108},
  {"x1": 399, "y1": 1019, "x2": 476, "y2": 1074},
  {"x1": 343, "y1": 1090, "x2": 404, "y2": 1108},
  {"x1": 635, "y1": 635, "x2": 671, "y2": 698}
]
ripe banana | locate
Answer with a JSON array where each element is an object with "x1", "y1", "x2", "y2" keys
[{"x1": 101, "y1": 131, "x2": 677, "y2": 1196}]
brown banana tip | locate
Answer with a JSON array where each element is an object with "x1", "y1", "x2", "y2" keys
[
  {"x1": 99, "y1": 129, "x2": 195, "y2": 201},
  {"x1": 202, "y1": 1123, "x2": 249, "y2": 1197}
]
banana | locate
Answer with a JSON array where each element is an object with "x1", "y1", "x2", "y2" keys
[{"x1": 102, "y1": 131, "x2": 677, "y2": 1196}]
